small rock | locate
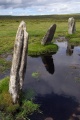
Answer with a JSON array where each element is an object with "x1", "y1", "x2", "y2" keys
[{"x1": 45, "y1": 117, "x2": 53, "y2": 120}]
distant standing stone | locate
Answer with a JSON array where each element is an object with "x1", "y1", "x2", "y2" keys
[
  {"x1": 68, "y1": 17, "x2": 76, "y2": 34},
  {"x1": 41, "y1": 24, "x2": 56, "y2": 45}
]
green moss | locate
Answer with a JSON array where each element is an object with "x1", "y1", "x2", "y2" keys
[
  {"x1": 28, "y1": 42, "x2": 58, "y2": 56},
  {"x1": 32, "y1": 72, "x2": 40, "y2": 78}
]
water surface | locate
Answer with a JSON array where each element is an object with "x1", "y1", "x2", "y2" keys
[{"x1": 23, "y1": 40, "x2": 80, "y2": 120}]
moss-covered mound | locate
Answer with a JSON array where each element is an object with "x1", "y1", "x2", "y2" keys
[{"x1": 28, "y1": 43, "x2": 58, "y2": 56}]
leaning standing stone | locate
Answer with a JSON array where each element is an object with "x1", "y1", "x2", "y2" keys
[
  {"x1": 41, "y1": 24, "x2": 56, "y2": 45},
  {"x1": 9, "y1": 21, "x2": 29, "y2": 103},
  {"x1": 68, "y1": 17, "x2": 76, "y2": 34}
]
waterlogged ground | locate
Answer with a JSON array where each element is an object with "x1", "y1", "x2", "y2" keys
[
  {"x1": 23, "y1": 40, "x2": 80, "y2": 120},
  {"x1": 0, "y1": 39, "x2": 80, "y2": 120}
]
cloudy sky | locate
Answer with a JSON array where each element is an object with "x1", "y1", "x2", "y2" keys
[{"x1": 0, "y1": 0, "x2": 80, "y2": 16}]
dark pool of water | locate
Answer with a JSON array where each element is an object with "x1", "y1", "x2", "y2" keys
[{"x1": 23, "y1": 41, "x2": 80, "y2": 120}]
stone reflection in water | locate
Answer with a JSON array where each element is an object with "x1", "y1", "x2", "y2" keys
[
  {"x1": 66, "y1": 42, "x2": 74, "y2": 56},
  {"x1": 41, "y1": 55, "x2": 54, "y2": 74}
]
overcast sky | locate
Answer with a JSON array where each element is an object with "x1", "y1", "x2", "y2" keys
[{"x1": 0, "y1": 0, "x2": 80, "y2": 15}]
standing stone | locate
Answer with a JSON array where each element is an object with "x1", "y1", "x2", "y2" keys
[
  {"x1": 68, "y1": 17, "x2": 76, "y2": 34},
  {"x1": 41, "y1": 24, "x2": 56, "y2": 45},
  {"x1": 9, "y1": 21, "x2": 29, "y2": 103}
]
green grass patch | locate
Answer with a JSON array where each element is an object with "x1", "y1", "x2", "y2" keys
[
  {"x1": 69, "y1": 38, "x2": 80, "y2": 45},
  {"x1": 66, "y1": 32, "x2": 80, "y2": 39},
  {"x1": 28, "y1": 42, "x2": 58, "y2": 56},
  {"x1": 0, "y1": 77, "x2": 40, "y2": 120}
]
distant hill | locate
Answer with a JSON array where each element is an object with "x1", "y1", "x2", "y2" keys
[{"x1": 0, "y1": 13, "x2": 80, "y2": 22}]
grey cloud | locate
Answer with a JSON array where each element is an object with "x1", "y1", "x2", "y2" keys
[
  {"x1": 0, "y1": 0, "x2": 36, "y2": 8},
  {"x1": 0, "y1": 0, "x2": 80, "y2": 15},
  {"x1": 0, "y1": 0, "x2": 77, "y2": 9}
]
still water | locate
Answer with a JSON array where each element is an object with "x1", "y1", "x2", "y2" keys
[{"x1": 23, "y1": 40, "x2": 80, "y2": 120}]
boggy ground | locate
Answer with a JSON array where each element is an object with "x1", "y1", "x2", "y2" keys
[{"x1": 0, "y1": 14, "x2": 80, "y2": 120}]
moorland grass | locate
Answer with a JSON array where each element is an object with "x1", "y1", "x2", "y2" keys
[
  {"x1": 0, "y1": 15, "x2": 80, "y2": 72},
  {"x1": 0, "y1": 15, "x2": 80, "y2": 55}
]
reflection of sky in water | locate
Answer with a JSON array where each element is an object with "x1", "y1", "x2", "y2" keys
[{"x1": 24, "y1": 41, "x2": 80, "y2": 103}]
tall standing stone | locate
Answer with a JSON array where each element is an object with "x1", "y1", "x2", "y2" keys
[
  {"x1": 68, "y1": 17, "x2": 76, "y2": 34},
  {"x1": 9, "y1": 21, "x2": 29, "y2": 103},
  {"x1": 41, "y1": 24, "x2": 56, "y2": 45}
]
